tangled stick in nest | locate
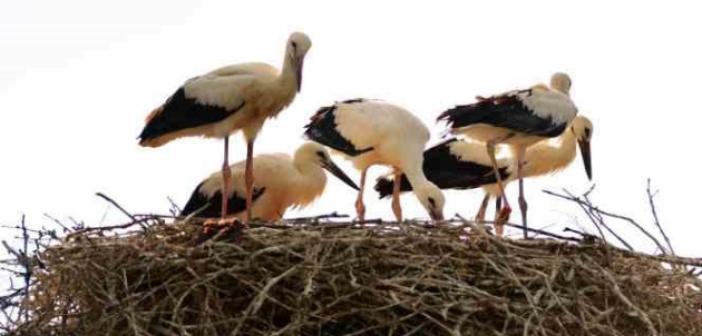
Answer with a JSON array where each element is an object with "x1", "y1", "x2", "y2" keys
[
  {"x1": 2, "y1": 184, "x2": 702, "y2": 335},
  {"x1": 2, "y1": 217, "x2": 701, "y2": 336}
]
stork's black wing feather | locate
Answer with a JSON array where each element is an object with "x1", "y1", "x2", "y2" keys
[
  {"x1": 437, "y1": 90, "x2": 567, "y2": 137},
  {"x1": 180, "y1": 182, "x2": 265, "y2": 218},
  {"x1": 374, "y1": 139, "x2": 510, "y2": 198},
  {"x1": 304, "y1": 103, "x2": 373, "y2": 156},
  {"x1": 138, "y1": 87, "x2": 245, "y2": 143}
]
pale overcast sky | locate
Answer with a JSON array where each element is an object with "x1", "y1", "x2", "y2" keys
[{"x1": 1, "y1": 1, "x2": 700, "y2": 256}]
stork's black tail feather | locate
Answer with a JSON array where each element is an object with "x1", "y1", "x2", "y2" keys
[
  {"x1": 436, "y1": 101, "x2": 498, "y2": 129},
  {"x1": 374, "y1": 175, "x2": 413, "y2": 199},
  {"x1": 180, "y1": 182, "x2": 224, "y2": 218},
  {"x1": 180, "y1": 183, "x2": 266, "y2": 218}
]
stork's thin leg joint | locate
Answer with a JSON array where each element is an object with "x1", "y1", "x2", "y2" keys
[
  {"x1": 516, "y1": 146, "x2": 528, "y2": 239},
  {"x1": 220, "y1": 136, "x2": 231, "y2": 219},
  {"x1": 244, "y1": 140, "x2": 255, "y2": 224},
  {"x1": 391, "y1": 168, "x2": 403, "y2": 223},
  {"x1": 486, "y1": 135, "x2": 513, "y2": 226},
  {"x1": 355, "y1": 168, "x2": 368, "y2": 223},
  {"x1": 494, "y1": 197, "x2": 504, "y2": 236}
]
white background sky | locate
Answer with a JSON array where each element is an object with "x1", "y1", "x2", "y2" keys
[{"x1": 1, "y1": 1, "x2": 700, "y2": 256}]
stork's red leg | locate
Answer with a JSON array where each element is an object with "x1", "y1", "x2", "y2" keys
[
  {"x1": 244, "y1": 140, "x2": 254, "y2": 224},
  {"x1": 516, "y1": 146, "x2": 528, "y2": 239},
  {"x1": 474, "y1": 193, "x2": 490, "y2": 224},
  {"x1": 391, "y1": 168, "x2": 403, "y2": 223},
  {"x1": 200, "y1": 136, "x2": 235, "y2": 238},
  {"x1": 355, "y1": 168, "x2": 368, "y2": 223},
  {"x1": 221, "y1": 136, "x2": 230, "y2": 218},
  {"x1": 486, "y1": 138, "x2": 511, "y2": 225},
  {"x1": 494, "y1": 197, "x2": 504, "y2": 236}
]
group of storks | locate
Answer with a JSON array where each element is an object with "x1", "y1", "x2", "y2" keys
[{"x1": 137, "y1": 32, "x2": 592, "y2": 239}]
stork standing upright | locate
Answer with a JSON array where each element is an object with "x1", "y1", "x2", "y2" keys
[
  {"x1": 138, "y1": 32, "x2": 312, "y2": 224},
  {"x1": 304, "y1": 99, "x2": 445, "y2": 222},
  {"x1": 180, "y1": 142, "x2": 359, "y2": 221},
  {"x1": 376, "y1": 115, "x2": 593, "y2": 236},
  {"x1": 437, "y1": 73, "x2": 578, "y2": 237}
]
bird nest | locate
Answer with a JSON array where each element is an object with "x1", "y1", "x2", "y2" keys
[{"x1": 7, "y1": 219, "x2": 702, "y2": 336}]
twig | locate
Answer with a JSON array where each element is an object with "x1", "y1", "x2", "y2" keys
[
  {"x1": 66, "y1": 217, "x2": 156, "y2": 238},
  {"x1": 454, "y1": 214, "x2": 581, "y2": 242},
  {"x1": 166, "y1": 196, "x2": 181, "y2": 216},
  {"x1": 42, "y1": 214, "x2": 72, "y2": 233},
  {"x1": 590, "y1": 259, "x2": 658, "y2": 336},
  {"x1": 543, "y1": 189, "x2": 668, "y2": 254},
  {"x1": 95, "y1": 192, "x2": 136, "y2": 222},
  {"x1": 285, "y1": 212, "x2": 350, "y2": 222},
  {"x1": 576, "y1": 190, "x2": 634, "y2": 251},
  {"x1": 647, "y1": 179, "x2": 674, "y2": 256},
  {"x1": 568, "y1": 190, "x2": 609, "y2": 249},
  {"x1": 19, "y1": 216, "x2": 30, "y2": 322},
  {"x1": 0, "y1": 287, "x2": 26, "y2": 310}
]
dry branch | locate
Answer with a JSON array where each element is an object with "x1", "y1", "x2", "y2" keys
[{"x1": 2, "y1": 218, "x2": 701, "y2": 336}]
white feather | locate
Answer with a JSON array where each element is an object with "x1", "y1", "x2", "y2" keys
[{"x1": 518, "y1": 88, "x2": 577, "y2": 126}]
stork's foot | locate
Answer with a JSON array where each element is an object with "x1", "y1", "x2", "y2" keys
[
  {"x1": 194, "y1": 217, "x2": 245, "y2": 244},
  {"x1": 494, "y1": 206, "x2": 511, "y2": 237}
]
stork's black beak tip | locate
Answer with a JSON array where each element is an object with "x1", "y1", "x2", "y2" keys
[
  {"x1": 578, "y1": 139, "x2": 592, "y2": 181},
  {"x1": 295, "y1": 58, "x2": 304, "y2": 93},
  {"x1": 322, "y1": 158, "x2": 359, "y2": 190}
]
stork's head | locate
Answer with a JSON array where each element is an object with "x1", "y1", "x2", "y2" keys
[
  {"x1": 550, "y1": 72, "x2": 572, "y2": 95},
  {"x1": 286, "y1": 32, "x2": 312, "y2": 92},
  {"x1": 295, "y1": 142, "x2": 359, "y2": 190},
  {"x1": 414, "y1": 182, "x2": 445, "y2": 221},
  {"x1": 570, "y1": 116, "x2": 593, "y2": 180}
]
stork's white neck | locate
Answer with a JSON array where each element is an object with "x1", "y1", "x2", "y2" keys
[
  {"x1": 401, "y1": 162, "x2": 433, "y2": 198},
  {"x1": 291, "y1": 160, "x2": 327, "y2": 206},
  {"x1": 279, "y1": 50, "x2": 298, "y2": 89},
  {"x1": 521, "y1": 128, "x2": 577, "y2": 178}
]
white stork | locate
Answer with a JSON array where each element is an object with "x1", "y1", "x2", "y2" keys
[
  {"x1": 138, "y1": 32, "x2": 312, "y2": 224},
  {"x1": 304, "y1": 99, "x2": 445, "y2": 222},
  {"x1": 376, "y1": 115, "x2": 593, "y2": 236},
  {"x1": 437, "y1": 73, "x2": 578, "y2": 237},
  {"x1": 180, "y1": 142, "x2": 358, "y2": 221}
]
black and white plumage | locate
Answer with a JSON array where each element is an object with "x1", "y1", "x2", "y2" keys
[
  {"x1": 379, "y1": 115, "x2": 593, "y2": 236},
  {"x1": 138, "y1": 32, "x2": 312, "y2": 224},
  {"x1": 181, "y1": 183, "x2": 266, "y2": 219},
  {"x1": 437, "y1": 73, "x2": 578, "y2": 237},
  {"x1": 180, "y1": 142, "x2": 358, "y2": 221},
  {"x1": 303, "y1": 101, "x2": 374, "y2": 157},
  {"x1": 374, "y1": 138, "x2": 508, "y2": 197},
  {"x1": 438, "y1": 88, "x2": 573, "y2": 139},
  {"x1": 305, "y1": 99, "x2": 445, "y2": 222}
]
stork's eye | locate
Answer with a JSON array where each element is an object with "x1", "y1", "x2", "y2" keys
[
  {"x1": 292, "y1": 41, "x2": 298, "y2": 49},
  {"x1": 316, "y1": 150, "x2": 326, "y2": 158},
  {"x1": 428, "y1": 197, "x2": 436, "y2": 208}
]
